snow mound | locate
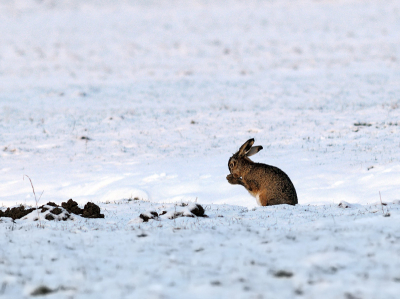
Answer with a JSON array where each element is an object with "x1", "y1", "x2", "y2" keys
[
  {"x1": 129, "y1": 202, "x2": 207, "y2": 223},
  {"x1": 25, "y1": 203, "x2": 74, "y2": 222},
  {"x1": 338, "y1": 201, "x2": 362, "y2": 209}
]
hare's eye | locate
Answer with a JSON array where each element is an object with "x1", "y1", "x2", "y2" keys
[{"x1": 230, "y1": 162, "x2": 235, "y2": 168}]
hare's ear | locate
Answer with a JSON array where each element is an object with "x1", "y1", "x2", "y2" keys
[
  {"x1": 238, "y1": 138, "x2": 255, "y2": 156},
  {"x1": 246, "y1": 146, "x2": 263, "y2": 157}
]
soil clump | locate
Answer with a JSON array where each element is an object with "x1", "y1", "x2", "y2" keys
[
  {"x1": 0, "y1": 199, "x2": 104, "y2": 220},
  {"x1": 0, "y1": 206, "x2": 35, "y2": 220}
]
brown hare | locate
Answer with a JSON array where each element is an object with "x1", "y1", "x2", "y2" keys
[{"x1": 227, "y1": 138, "x2": 298, "y2": 206}]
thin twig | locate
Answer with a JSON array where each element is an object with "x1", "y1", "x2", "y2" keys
[{"x1": 23, "y1": 175, "x2": 44, "y2": 227}]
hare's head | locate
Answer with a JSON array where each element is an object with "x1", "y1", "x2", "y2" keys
[{"x1": 228, "y1": 138, "x2": 263, "y2": 177}]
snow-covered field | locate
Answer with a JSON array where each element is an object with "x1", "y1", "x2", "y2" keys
[{"x1": 1, "y1": 0, "x2": 400, "y2": 298}]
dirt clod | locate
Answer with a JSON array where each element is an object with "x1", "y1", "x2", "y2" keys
[
  {"x1": 0, "y1": 206, "x2": 35, "y2": 220},
  {"x1": 189, "y1": 204, "x2": 205, "y2": 217},
  {"x1": 1, "y1": 199, "x2": 105, "y2": 220},
  {"x1": 82, "y1": 202, "x2": 104, "y2": 218},
  {"x1": 45, "y1": 214, "x2": 55, "y2": 221},
  {"x1": 139, "y1": 211, "x2": 158, "y2": 222},
  {"x1": 31, "y1": 285, "x2": 54, "y2": 296},
  {"x1": 139, "y1": 214, "x2": 150, "y2": 222},
  {"x1": 62, "y1": 199, "x2": 83, "y2": 215},
  {"x1": 274, "y1": 270, "x2": 293, "y2": 278},
  {"x1": 50, "y1": 207, "x2": 63, "y2": 215},
  {"x1": 62, "y1": 199, "x2": 104, "y2": 218}
]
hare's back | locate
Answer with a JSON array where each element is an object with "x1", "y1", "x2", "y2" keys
[
  {"x1": 253, "y1": 163, "x2": 298, "y2": 204},
  {"x1": 253, "y1": 163, "x2": 291, "y2": 180}
]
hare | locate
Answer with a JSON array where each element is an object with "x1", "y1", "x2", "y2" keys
[{"x1": 227, "y1": 138, "x2": 298, "y2": 206}]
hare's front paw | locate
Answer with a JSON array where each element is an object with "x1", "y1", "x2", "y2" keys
[{"x1": 226, "y1": 174, "x2": 240, "y2": 184}]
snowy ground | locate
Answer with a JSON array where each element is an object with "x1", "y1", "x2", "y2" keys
[
  {"x1": 1, "y1": 200, "x2": 400, "y2": 299},
  {"x1": 1, "y1": 0, "x2": 400, "y2": 298}
]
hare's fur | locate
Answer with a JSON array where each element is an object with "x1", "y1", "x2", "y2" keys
[{"x1": 227, "y1": 138, "x2": 298, "y2": 206}]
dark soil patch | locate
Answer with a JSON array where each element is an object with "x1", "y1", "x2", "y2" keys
[
  {"x1": 62, "y1": 199, "x2": 104, "y2": 218},
  {"x1": 274, "y1": 270, "x2": 293, "y2": 278},
  {"x1": 0, "y1": 206, "x2": 35, "y2": 220},
  {"x1": 82, "y1": 202, "x2": 104, "y2": 218},
  {"x1": 31, "y1": 285, "x2": 55, "y2": 296},
  {"x1": 51, "y1": 207, "x2": 63, "y2": 215},
  {"x1": 40, "y1": 203, "x2": 71, "y2": 221},
  {"x1": 189, "y1": 204, "x2": 205, "y2": 217},
  {"x1": 354, "y1": 122, "x2": 372, "y2": 127},
  {"x1": 140, "y1": 211, "x2": 158, "y2": 222},
  {"x1": 0, "y1": 199, "x2": 104, "y2": 220},
  {"x1": 62, "y1": 199, "x2": 83, "y2": 215},
  {"x1": 45, "y1": 214, "x2": 55, "y2": 221}
]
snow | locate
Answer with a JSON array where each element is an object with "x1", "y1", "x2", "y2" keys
[
  {"x1": 1, "y1": 201, "x2": 400, "y2": 298},
  {"x1": 1, "y1": 0, "x2": 400, "y2": 298}
]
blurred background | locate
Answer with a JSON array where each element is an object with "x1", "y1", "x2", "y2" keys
[{"x1": 1, "y1": 0, "x2": 399, "y2": 206}]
